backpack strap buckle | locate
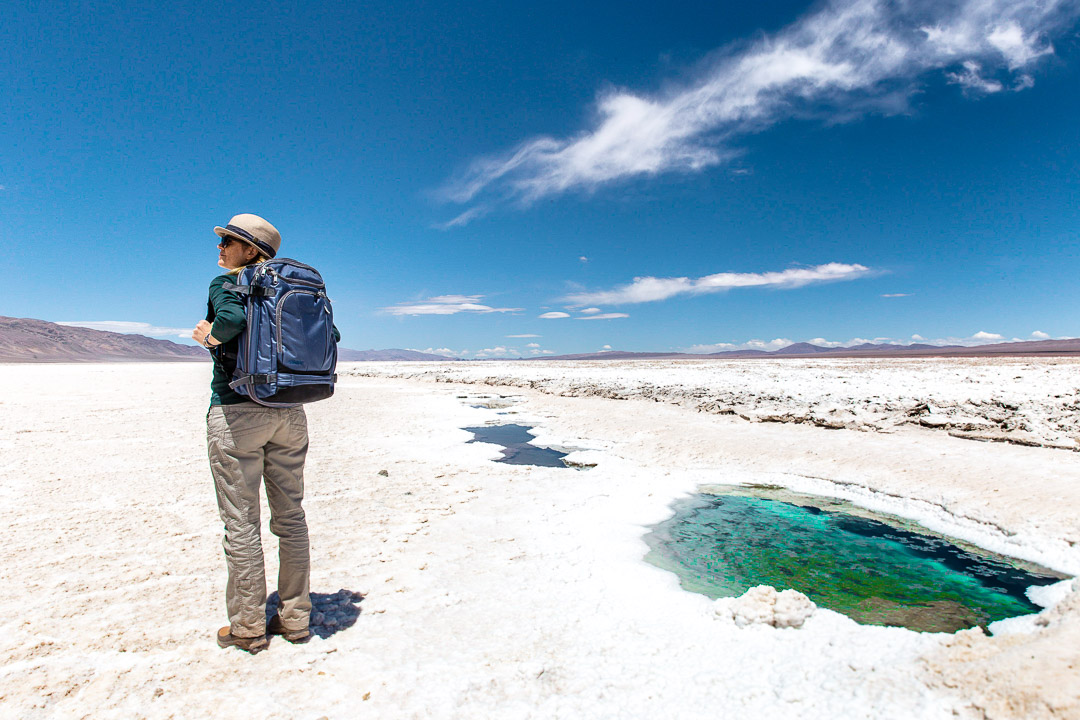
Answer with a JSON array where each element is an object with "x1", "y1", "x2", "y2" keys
[
  {"x1": 222, "y1": 282, "x2": 274, "y2": 297},
  {"x1": 228, "y1": 373, "x2": 277, "y2": 390}
]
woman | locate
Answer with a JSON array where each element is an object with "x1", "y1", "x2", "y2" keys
[{"x1": 193, "y1": 213, "x2": 316, "y2": 653}]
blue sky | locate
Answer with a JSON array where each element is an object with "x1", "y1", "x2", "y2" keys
[{"x1": 3, "y1": 0, "x2": 1079, "y2": 357}]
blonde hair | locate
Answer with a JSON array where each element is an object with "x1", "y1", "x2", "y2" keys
[{"x1": 226, "y1": 246, "x2": 270, "y2": 275}]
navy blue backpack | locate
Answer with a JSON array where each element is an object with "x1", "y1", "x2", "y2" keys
[{"x1": 222, "y1": 259, "x2": 338, "y2": 406}]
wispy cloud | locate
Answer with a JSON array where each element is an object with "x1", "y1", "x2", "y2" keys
[
  {"x1": 539, "y1": 311, "x2": 571, "y2": 319},
  {"x1": 946, "y1": 60, "x2": 1005, "y2": 92},
  {"x1": 881, "y1": 292, "x2": 912, "y2": 298},
  {"x1": 563, "y1": 262, "x2": 872, "y2": 306},
  {"x1": 441, "y1": 0, "x2": 1076, "y2": 220},
  {"x1": 576, "y1": 313, "x2": 629, "y2": 320},
  {"x1": 433, "y1": 205, "x2": 491, "y2": 230},
  {"x1": 507, "y1": 333, "x2": 541, "y2": 338},
  {"x1": 1030, "y1": 330, "x2": 1050, "y2": 339},
  {"x1": 57, "y1": 321, "x2": 192, "y2": 339},
  {"x1": 383, "y1": 294, "x2": 522, "y2": 316}
]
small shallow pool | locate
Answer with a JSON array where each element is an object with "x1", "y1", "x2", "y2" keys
[
  {"x1": 644, "y1": 485, "x2": 1068, "y2": 633},
  {"x1": 464, "y1": 424, "x2": 570, "y2": 467}
]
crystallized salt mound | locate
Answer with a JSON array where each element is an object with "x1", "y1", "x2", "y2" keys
[{"x1": 717, "y1": 585, "x2": 817, "y2": 629}]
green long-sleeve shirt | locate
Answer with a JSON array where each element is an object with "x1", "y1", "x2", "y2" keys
[
  {"x1": 206, "y1": 275, "x2": 251, "y2": 405},
  {"x1": 205, "y1": 274, "x2": 340, "y2": 406}
]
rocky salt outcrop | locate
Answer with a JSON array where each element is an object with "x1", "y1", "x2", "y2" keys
[
  {"x1": 341, "y1": 358, "x2": 1080, "y2": 451},
  {"x1": 715, "y1": 586, "x2": 817, "y2": 629},
  {"x1": 921, "y1": 580, "x2": 1080, "y2": 720}
]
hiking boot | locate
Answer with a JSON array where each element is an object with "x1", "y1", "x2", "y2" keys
[
  {"x1": 216, "y1": 627, "x2": 269, "y2": 654},
  {"x1": 267, "y1": 614, "x2": 312, "y2": 643}
]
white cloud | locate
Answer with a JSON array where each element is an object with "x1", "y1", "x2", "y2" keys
[
  {"x1": 441, "y1": 0, "x2": 1073, "y2": 216},
  {"x1": 579, "y1": 256, "x2": 589, "y2": 263},
  {"x1": 746, "y1": 338, "x2": 796, "y2": 351},
  {"x1": 526, "y1": 342, "x2": 541, "y2": 348},
  {"x1": 946, "y1": 60, "x2": 1004, "y2": 92},
  {"x1": 473, "y1": 346, "x2": 525, "y2": 358},
  {"x1": 410, "y1": 347, "x2": 461, "y2": 357},
  {"x1": 684, "y1": 330, "x2": 1035, "y2": 353},
  {"x1": 806, "y1": 337, "x2": 847, "y2": 348},
  {"x1": 507, "y1": 333, "x2": 540, "y2": 338},
  {"x1": 987, "y1": 20, "x2": 1054, "y2": 68},
  {"x1": 881, "y1": 292, "x2": 912, "y2": 298},
  {"x1": 579, "y1": 307, "x2": 603, "y2": 314},
  {"x1": 575, "y1": 313, "x2": 630, "y2": 320},
  {"x1": 601, "y1": 344, "x2": 612, "y2": 350},
  {"x1": 563, "y1": 262, "x2": 872, "y2": 306},
  {"x1": 57, "y1": 321, "x2": 192, "y2": 339},
  {"x1": 1012, "y1": 73, "x2": 1036, "y2": 90},
  {"x1": 539, "y1": 311, "x2": 570, "y2": 319},
  {"x1": 689, "y1": 338, "x2": 795, "y2": 353},
  {"x1": 1030, "y1": 330, "x2": 1050, "y2": 339},
  {"x1": 383, "y1": 294, "x2": 522, "y2": 316},
  {"x1": 686, "y1": 342, "x2": 738, "y2": 353}
]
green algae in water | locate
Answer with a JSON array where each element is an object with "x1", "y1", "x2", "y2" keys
[{"x1": 644, "y1": 486, "x2": 1068, "y2": 633}]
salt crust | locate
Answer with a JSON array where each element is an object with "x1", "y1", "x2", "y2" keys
[
  {"x1": 716, "y1": 586, "x2": 817, "y2": 629},
  {"x1": 2, "y1": 361, "x2": 1078, "y2": 719},
  {"x1": 344, "y1": 357, "x2": 1080, "y2": 451}
]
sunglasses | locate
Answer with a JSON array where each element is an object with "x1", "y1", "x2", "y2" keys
[{"x1": 218, "y1": 236, "x2": 237, "y2": 248}]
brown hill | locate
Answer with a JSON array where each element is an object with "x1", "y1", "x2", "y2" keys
[
  {"x1": 0, "y1": 316, "x2": 208, "y2": 362},
  {"x1": 337, "y1": 348, "x2": 460, "y2": 361}
]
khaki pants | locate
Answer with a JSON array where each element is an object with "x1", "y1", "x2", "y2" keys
[{"x1": 207, "y1": 404, "x2": 311, "y2": 638}]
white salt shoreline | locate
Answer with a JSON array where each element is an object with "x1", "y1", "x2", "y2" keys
[
  {"x1": 344, "y1": 356, "x2": 1080, "y2": 451},
  {"x1": 2, "y1": 361, "x2": 1078, "y2": 719}
]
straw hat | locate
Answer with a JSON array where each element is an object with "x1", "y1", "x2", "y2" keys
[{"x1": 214, "y1": 213, "x2": 280, "y2": 259}]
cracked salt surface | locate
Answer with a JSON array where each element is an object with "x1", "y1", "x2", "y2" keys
[{"x1": 6, "y1": 363, "x2": 1080, "y2": 719}]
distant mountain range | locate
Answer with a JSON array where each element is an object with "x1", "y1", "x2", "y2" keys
[
  {"x1": 338, "y1": 348, "x2": 457, "y2": 361},
  {"x1": 3, "y1": 315, "x2": 1077, "y2": 363},
  {"x1": 0, "y1": 316, "x2": 208, "y2": 362},
  {"x1": 531, "y1": 338, "x2": 1080, "y2": 361},
  {"x1": 0, "y1": 316, "x2": 455, "y2": 363}
]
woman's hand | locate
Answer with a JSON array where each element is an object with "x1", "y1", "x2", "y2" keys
[{"x1": 192, "y1": 320, "x2": 219, "y2": 347}]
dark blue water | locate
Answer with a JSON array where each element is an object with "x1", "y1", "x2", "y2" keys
[
  {"x1": 464, "y1": 424, "x2": 569, "y2": 468},
  {"x1": 645, "y1": 486, "x2": 1067, "y2": 633}
]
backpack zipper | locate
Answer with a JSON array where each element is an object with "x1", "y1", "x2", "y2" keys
[{"x1": 275, "y1": 288, "x2": 327, "y2": 370}]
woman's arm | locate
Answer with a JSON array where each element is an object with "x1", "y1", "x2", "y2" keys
[
  {"x1": 207, "y1": 276, "x2": 246, "y2": 343},
  {"x1": 193, "y1": 276, "x2": 246, "y2": 347}
]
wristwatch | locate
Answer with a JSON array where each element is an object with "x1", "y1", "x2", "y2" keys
[{"x1": 203, "y1": 333, "x2": 216, "y2": 349}]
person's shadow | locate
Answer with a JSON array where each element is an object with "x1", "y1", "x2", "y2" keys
[{"x1": 266, "y1": 589, "x2": 363, "y2": 639}]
